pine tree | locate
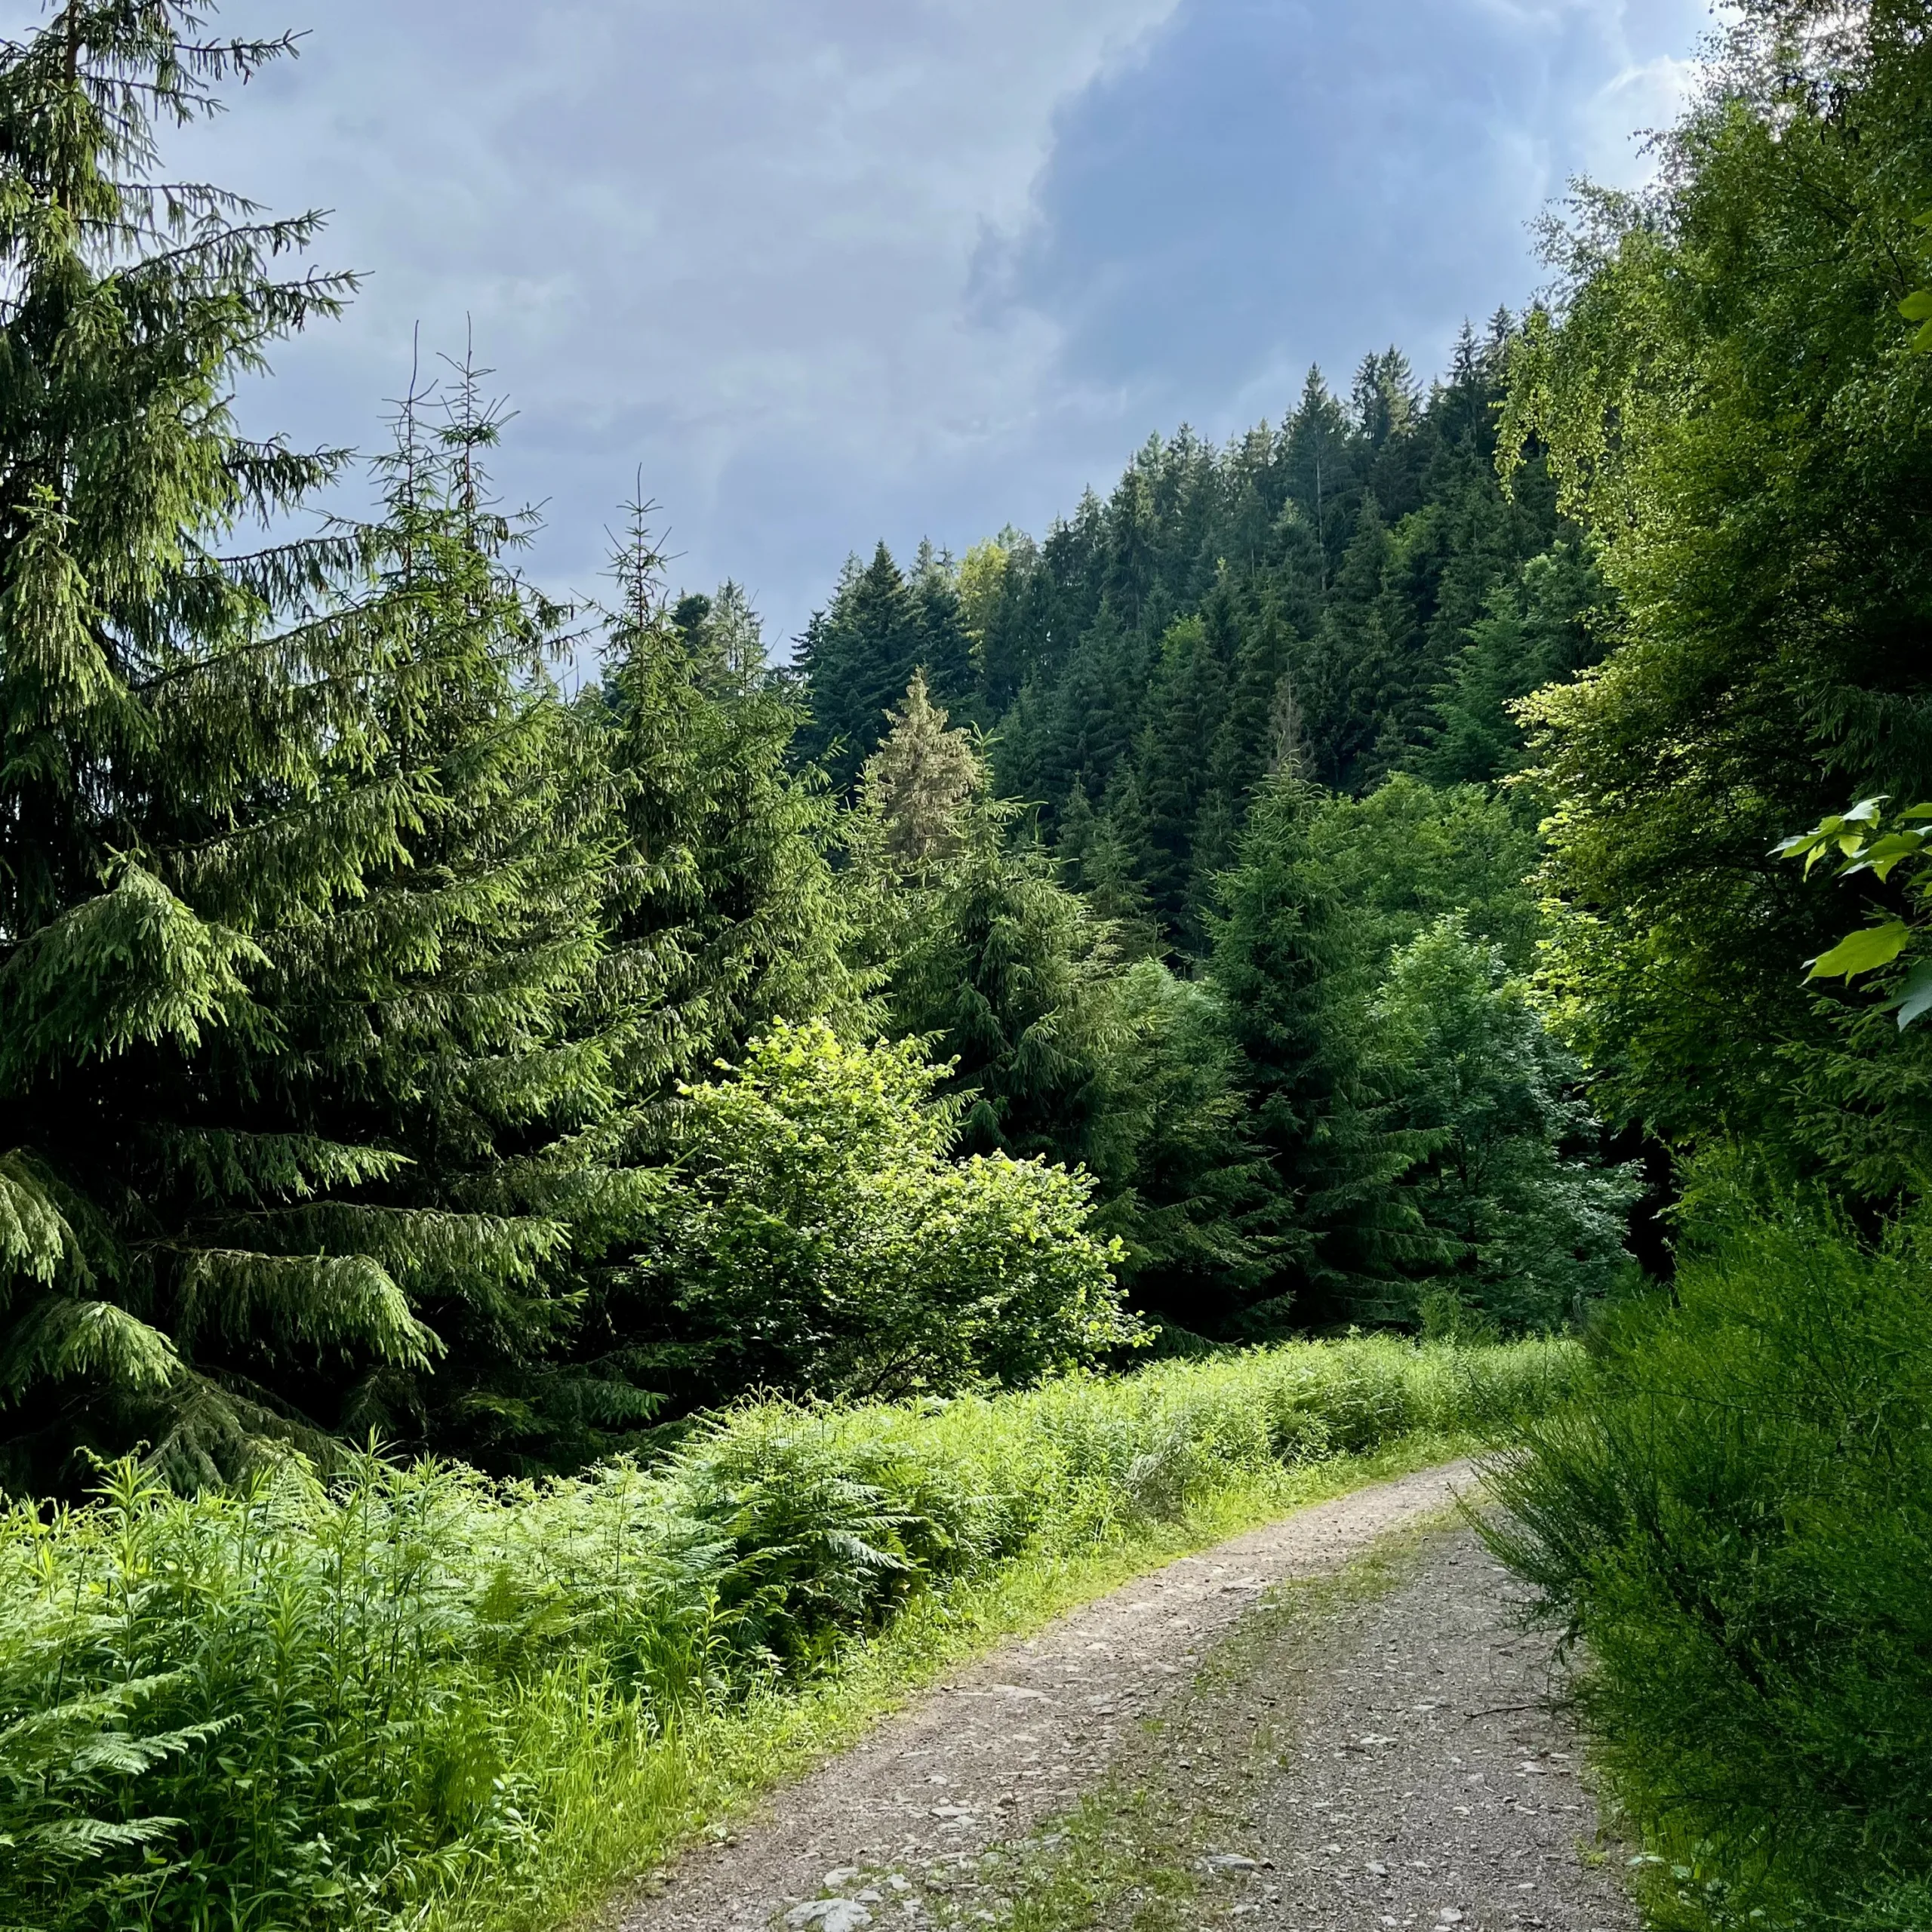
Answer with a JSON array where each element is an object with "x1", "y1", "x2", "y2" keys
[
  {"x1": 1208, "y1": 777, "x2": 1441, "y2": 1326},
  {"x1": 0, "y1": 8, "x2": 617, "y2": 1487}
]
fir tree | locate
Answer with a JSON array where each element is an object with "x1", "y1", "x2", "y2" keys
[
  {"x1": 1208, "y1": 777, "x2": 1441, "y2": 1326},
  {"x1": 0, "y1": 8, "x2": 617, "y2": 1487}
]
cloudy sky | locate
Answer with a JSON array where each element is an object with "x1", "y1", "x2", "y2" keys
[{"x1": 79, "y1": 0, "x2": 1712, "y2": 647}]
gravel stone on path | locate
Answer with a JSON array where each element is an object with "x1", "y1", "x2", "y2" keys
[{"x1": 1229, "y1": 1529, "x2": 1638, "y2": 1932}]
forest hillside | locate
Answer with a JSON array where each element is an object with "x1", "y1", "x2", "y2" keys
[{"x1": 0, "y1": 6, "x2": 1930, "y2": 1932}]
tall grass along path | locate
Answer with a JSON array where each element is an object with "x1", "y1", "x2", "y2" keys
[{"x1": 0, "y1": 1336, "x2": 1578, "y2": 1932}]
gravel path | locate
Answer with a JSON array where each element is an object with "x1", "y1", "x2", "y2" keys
[
  {"x1": 1172, "y1": 1525, "x2": 1639, "y2": 1932},
  {"x1": 614, "y1": 1461, "x2": 1635, "y2": 1932}
]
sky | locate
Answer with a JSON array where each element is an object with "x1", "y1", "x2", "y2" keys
[{"x1": 26, "y1": 0, "x2": 1715, "y2": 650}]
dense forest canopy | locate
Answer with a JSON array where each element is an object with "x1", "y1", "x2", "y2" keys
[
  {"x1": 5, "y1": 0, "x2": 1928, "y2": 1515},
  {"x1": 794, "y1": 328, "x2": 1598, "y2": 950},
  {"x1": 0, "y1": 2, "x2": 1641, "y2": 1495}
]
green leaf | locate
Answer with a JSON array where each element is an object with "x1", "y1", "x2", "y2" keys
[
  {"x1": 1900, "y1": 291, "x2": 1932, "y2": 321},
  {"x1": 1898, "y1": 963, "x2": 1932, "y2": 1032},
  {"x1": 1805, "y1": 921, "x2": 1912, "y2": 983},
  {"x1": 1850, "y1": 831, "x2": 1930, "y2": 881}
]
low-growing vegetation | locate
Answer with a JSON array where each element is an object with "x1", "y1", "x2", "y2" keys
[
  {"x1": 1485, "y1": 1195, "x2": 1932, "y2": 1932},
  {"x1": 0, "y1": 1335, "x2": 1574, "y2": 1932}
]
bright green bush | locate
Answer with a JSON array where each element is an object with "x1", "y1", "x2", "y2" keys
[
  {"x1": 1485, "y1": 1196, "x2": 1932, "y2": 1931},
  {"x1": 615, "y1": 1023, "x2": 1140, "y2": 1406},
  {"x1": 0, "y1": 1334, "x2": 1574, "y2": 1932}
]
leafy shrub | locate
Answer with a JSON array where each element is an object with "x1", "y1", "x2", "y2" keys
[
  {"x1": 619, "y1": 1023, "x2": 1140, "y2": 1406},
  {"x1": 0, "y1": 1334, "x2": 1576, "y2": 1931},
  {"x1": 1484, "y1": 1193, "x2": 1932, "y2": 1931}
]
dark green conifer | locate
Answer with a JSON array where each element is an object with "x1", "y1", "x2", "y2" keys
[
  {"x1": 1421, "y1": 541, "x2": 1606, "y2": 786},
  {"x1": 794, "y1": 542, "x2": 931, "y2": 790},
  {"x1": 1208, "y1": 777, "x2": 1441, "y2": 1325},
  {"x1": 0, "y1": 7, "x2": 617, "y2": 1487}
]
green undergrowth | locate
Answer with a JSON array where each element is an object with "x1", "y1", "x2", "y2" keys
[
  {"x1": 1484, "y1": 1195, "x2": 1932, "y2": 1932},
  {"x1": 0, "y1": 1334, "x2": 1577, "y2": 1932}
]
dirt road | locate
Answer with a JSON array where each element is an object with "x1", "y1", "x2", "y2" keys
[{"x1": 617, "y1": 1462, "x2": 1634, "y2": 1932}]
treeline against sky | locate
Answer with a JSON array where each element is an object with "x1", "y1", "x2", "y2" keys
[
  {"x1": 797, "y1": 323, "x2": 1601, "y2": 945},
  {"x1": 789, "y1": 318, "x2": 1636, "y2": 1337},
  {"x1": 0, "y1": 6, "x2": 1644, "y2": 1497}
]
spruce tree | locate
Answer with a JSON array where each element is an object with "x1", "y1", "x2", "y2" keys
[
  {"x1": 1420, "y1": 540, "x2": 1607, "y2": 787},
  {"x1": 885, "y1": 808, "x2": 1124, "y2": 1177},
  {"x1": 328, "y1": 363, "x2": 629, "y2": 1473},
  {"x1": 851, "y1": 670, "x2": 983, "y2": 884},
  {"x1": 1208, "y1": 777, "x2": 1440, "y2": 1325},
  {"x1": 910, "y1": 540, "x2": 977, "y2": 718},
  {"x1": 0, "y1": 3, "x2": 377, "y2": 1486},
  {"x1": 0, "y1": 8, "x2": 622, "y2": 1487},
  {"x1": 593, "y1": 515, "x2": 857, "y2": 1100},
  {"x1": 794, "y1": 541, "x2": 928, "y2": 790}
]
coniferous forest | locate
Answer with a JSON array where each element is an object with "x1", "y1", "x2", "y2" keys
[{"x1": 4, "y1": 6, "x2": 1932, "y2": 1932}]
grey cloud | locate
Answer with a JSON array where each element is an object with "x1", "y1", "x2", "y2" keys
[
  {"x1": 156, "y1": 0, "x2": 1182, "y2": 634},
  {"x1": 0, "y1": 0, "x2": 1705, "y2": 645}
]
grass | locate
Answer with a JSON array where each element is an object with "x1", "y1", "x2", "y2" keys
[{"x1": 0, "y1": 1334, "x2": 1580, "y2": 1932}]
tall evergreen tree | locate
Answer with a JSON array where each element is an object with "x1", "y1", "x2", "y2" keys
[
  {"x1": 1421, "y1": 540, "x2": 1606, "y2": 787},
  {"x1": 312, "y1": 362, "x2": 626, "y2": 1470},
  {"x1": 795, "y1": 540, "x2": 972, "y2": 792},
  {"x1": 1208, "y1": 778, "x2": 1441, "y2": 1325},
  {"x1": 595, "y1": 518, "x2": 854, "y2": 1100},
  {"x1": 0, "y1": 8, "x2": 618, "y2": 1487},
  {"x1": 850, "y1": 669, "x2": 983, "y2": 884},
  {"x1": 545, "y1": 533, "x2": 862, "y2": 1466}
]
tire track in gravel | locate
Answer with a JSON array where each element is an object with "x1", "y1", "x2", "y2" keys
[
  {"x1": 616, "y1": 1461, "x2": 1481, "y2": 1932},
  {"x1": 1137, "y1": 1521, "x2": 1640, "y2": 1932}
]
